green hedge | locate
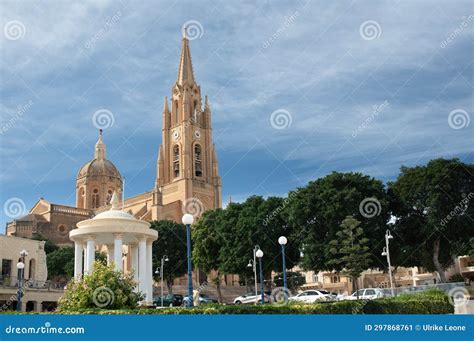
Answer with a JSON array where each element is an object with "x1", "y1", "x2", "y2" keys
[{"x1": 1, "y1": 289, "x2": 453, "y2": 315}]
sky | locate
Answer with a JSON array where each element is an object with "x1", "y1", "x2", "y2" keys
[{"x1": 0, "y1": 0, "x2": 473, "y2": 233}]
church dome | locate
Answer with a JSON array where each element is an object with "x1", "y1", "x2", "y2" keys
[
  {"x1": 76, "y1": 129, "x2": 122, "y2": 180},
  {"x1": 77, "y1": 158, "x2": 121, "y2": 179},
  {"x1": 75, "y1": 130, "x2": 123, "y2": 210}
]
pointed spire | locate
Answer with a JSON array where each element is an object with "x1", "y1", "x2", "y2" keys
[
  {"x1": 177, "y1": 32, "x2": 195, "y2": 86},
  {"x1": 94, "y1": 129, "x2": 106, "y2": 160},
  {"x1": 110, "y1": 191, "x2": 119, "y2": 210},
  {"x1": 204, "y1": 95, "x2": 210, "y2": 111},
  {"x1": 163, "y1": 96, "x2": 169, "y2": 113}
]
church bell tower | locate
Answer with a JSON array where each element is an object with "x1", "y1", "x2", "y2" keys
[{"x1": 153, "y1": 31, "x2": 222, "y2": 221}]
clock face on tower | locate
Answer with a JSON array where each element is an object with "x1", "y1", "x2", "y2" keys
[{"x1": 172, "y1": 129, "x2": 180, "y2": 141}]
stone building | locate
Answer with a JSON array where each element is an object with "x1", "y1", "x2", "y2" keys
[
  {"x1": 0, "y1": 235, "x2": 61, "y2": 312},
  {"x1": 6, "y1": 33, "x2": 222, "y2": 247}
]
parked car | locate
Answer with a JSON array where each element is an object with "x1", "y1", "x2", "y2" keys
[
  {"x1": 153, "y1": 294, "x2": 183, "y2": 307},
  {"x1": 288, "y1": 290, "x2": 336, "y2": 303},
  {"x1": 233, "y1": 292, "x2": 271, "y2": 305},
  {"x1": 343, "y1": 288, "x2": 385, "y2": 300},
  {"x1": 182, "y1": 294, "x2": 218, "y2": 306}
]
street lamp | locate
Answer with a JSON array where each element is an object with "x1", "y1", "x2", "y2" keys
[
  {"x1": 255, "y1": 248, "x2": 264, "y2": 305},
  {"x1": 182, "y1": 213, "x2": 194, "y2": 307},
  {"x1": 158, "y1": 255, "x2": 169, "y2": 307},
  {"x1": 278, "y1": 236, "x2": 288, "y2": 302},
  {"x1": 382, "y1": 230, "x2": 394, "y2": 296},
  {"x1": 252, "y1": 245, "x2": 260, "y2": 304},
  {"x1": 16, "y1": 249, "x2": 28, "y2": 311}
]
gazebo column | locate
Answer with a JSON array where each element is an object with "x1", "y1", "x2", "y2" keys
[
  {"x1": 130, "y1": 243, "x2": 139, "y2": 288},
  {"x1": 86, "y1": 237, "x2": 95, "y2": 273},
  {"x1": 113, "y1": 233, "x2": 123, "y2": 271},
  {"x1": 146, "y1": 240, "x2": 153, "y2": 303},
  {"x1": 138, "y1": 238, "x2": 147, "y2": 298},
  {"x1": 82, "y1": 242, "x2": 87, "y2": 273},
  {"x1": 74, "y1": 242, "x2": 83, "y2": 280},
  {"x1": 106, "y1": 244, "x2": 115, "y2": 266}
]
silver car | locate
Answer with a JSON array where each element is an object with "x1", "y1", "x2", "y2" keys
[
  {"x1": 234, "y1": 292, "x2": 270, "y2": 304},
  {"x1": 344, "y1": 288, "x2": 385, "y2": 300}
]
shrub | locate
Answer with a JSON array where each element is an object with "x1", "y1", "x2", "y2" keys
[{"x1": 58, "y1": 261, "x2": 143, "y2": 312}]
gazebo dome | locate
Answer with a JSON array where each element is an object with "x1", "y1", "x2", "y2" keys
[{"x1": 93, "y1": 209, "x2": 135, "y2": 220}]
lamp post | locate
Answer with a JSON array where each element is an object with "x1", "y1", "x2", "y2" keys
[
  {"x1": 255, "y1": 248, "x2": 264, "y2": 305},
  {"x1": 382, "y1": 229, "x2": 394, "y2": 296},
  {"x1": 157, "y1": 255, "x2": 169, "y2": 307},
  {"x1": 182, "y1": 214, "x2": 194, "y2": 307},
  {"x1": 16, "y1": 249, "x2": 28, "y2": 311},
  {"x1": 251, "y1": 245, "x2": 260, "y2": 304},
  {"x1": 278, "y1": 236, "x2": 288, "y2": 302}
]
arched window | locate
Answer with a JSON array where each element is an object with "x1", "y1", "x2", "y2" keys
[
  {"x1": 194, "y1": 144, "x2": 202, "y2": 177},
  {"x1": 193, "y1": 100, "x2": 198, "y2": 123},
  {"x1": 28, "y1": 259, "x2": 36, "y2": 280},
  {"x1": 174, "y1": 101, "x2": 179, "y2": 124},
  {"x1": 173, "y1": 145, "x2": 180, "y2": 178},
  {"x1": 92, "y1": 189, "x2": 100, "y2": 208},
  {"x1": 78, "y1": 187, "x2": 85, "y2": 208},
  {"x1": 106, "y1": 189, "x2": 113, "y2": 204}
]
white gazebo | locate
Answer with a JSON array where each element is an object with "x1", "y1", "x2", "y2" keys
[{"x1": 69, "y1": 193, "x2": 158, "y2": 304}]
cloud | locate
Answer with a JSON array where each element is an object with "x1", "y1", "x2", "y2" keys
[{"x1": 0, "y1": 0, "x2": 472, "y2": 232}]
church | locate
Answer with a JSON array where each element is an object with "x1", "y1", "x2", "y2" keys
[{"x1": 6, "y1": 33, "x2": 222, "y2": 247}]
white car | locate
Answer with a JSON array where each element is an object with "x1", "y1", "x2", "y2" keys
[
  {"x1": 344, "y1": 288, "x2": 385, "y2": 300},
  {"x1": 234, "y1": 292, "x2": 270, "y2": 305},
  {"x1": 288, "y1": 290, "x2": 335, "y2": 303}
]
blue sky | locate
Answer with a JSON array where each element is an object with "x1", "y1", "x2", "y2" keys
[{"x1": 0, "y1": 0, "x2": 472, "y2": 233}]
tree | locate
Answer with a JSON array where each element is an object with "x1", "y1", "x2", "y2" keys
[
  {"x1": 218, "y1": 196, "x2": 301, "y2": 288},
  {"x1": 150, "y1": 220, "x2": 187, "y2": 294},
  {"x1": 388, "y1": 158, "x2": 474, "y2": 282},
  {"x1": 327, "y1": 216, "x2": 371, "y2": 297},
  {"x1": 47, "y1": 247, "x2": 106, "y2": 280},
  {"x1": 288, "y1": 172, "x2": 389, "y2": 273},
  {"x1": 47, "y1": 246, "x2": 74, "y2": 279},
  {"x1": 273, "y1": 271, "x2": 306, "y2": 292},
  {"x1": 58, "y1": 261, "x2": 142, "y2": 311},
  {"x1": 192, "y1": 209, "x2": 226, "y2": 302},
  {"x1": 32, "y1": 233, "x2": 58, "y2": 254},
  {"x1": 470, "y1": 238, "x2": 474, "y2": 259}
]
